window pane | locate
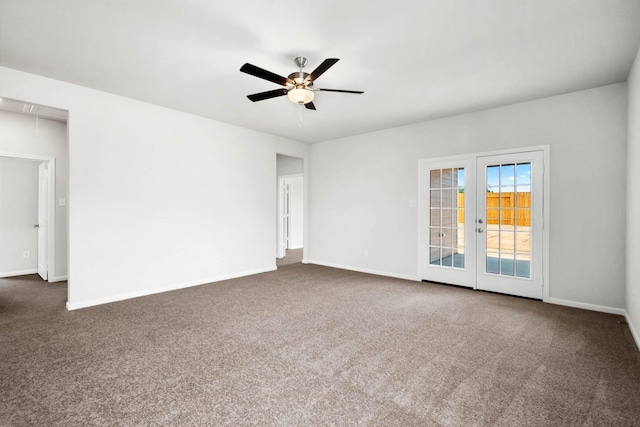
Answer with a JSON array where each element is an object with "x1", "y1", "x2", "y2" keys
[
  {"x1": 500, "y1": 256, "x2": 515, "y2": 276},
  {"x1": 430, "y1": 169, "x2": 441, "y2": 188},
  {"x1": 487, "y1": 208, "x2": 499, "y2": 228},
  {"x1": 516, "y1": 187, "x2": 530, "y2": 208},
  {"x1": 515, "y1": 231, "x2": 530, "y2": 256},
  {"x1": 516, "y1": 163, "x2": 531, "y2": 185},
  {"x1": 430, "y1": 247, "x2": 440, "y2": 265},
  {"x1": 442, "y1": 168, "x2": 454, "y2": 188},
  {"x1": 430, "y1": 228, "x2": 441, "y2": 246},
  {"x1": 442, "y1": 209, "x2": 453, "y2": 227},
  {"x1": 442, "y1": 229, "x2": 453, "y2": 248},
  {"x1": 457, "y1": 227, "x2": 465, "y2": 251},
  {"x1": 430, "y1": 190, "x2": 441, "y2": 208},
  {"x1": 499, "y1": 230, "x2": 516, "y2": 252},
  {"x1": 486, "y1": 230, "x2": 499, "y2": 252},
  {"x1": 430, "y1": 209, "x2": 441, "y2": 227},
  {"x1": 457, "y1": 191, "x2": 465, "y2": 216},
  {"x1": 486, "y1": 252, "x2": 499, "y2": 274},
  {"x1": 455, "y1": 208, "x2": 464, "y2": 226},
  {"x1": 442, "y1": 189, "x2": 454, "y2": 208},
  {"x1": 500, "y1": 208, "x2": 514, "y2": 227},
  {"x1": 486, "y1": 165, "x2": 500, "y2": 187},
  {"x1": 515, "y1": 208, "x2": 530, "y2": 227},
  {"x1": 441, "y1": 250, "x2": 453, "y2": 267},
  {"x1": 501, "y1": 164, "x2": 515, "y2": 185},
  {"x1": 516, "y1": 256, "x2": 531, "y2": 278}
]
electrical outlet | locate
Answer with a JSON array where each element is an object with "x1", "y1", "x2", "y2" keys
[
  {"x1": 23, "y1": 250, "x2": 30, "y2": 259},
  {"x1": 363, "y1": 250, "x2": 369, "y2": 258}
]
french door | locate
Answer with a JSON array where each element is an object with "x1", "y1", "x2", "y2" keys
[{"x1": 421, "y1": 150, "x2": 545, "y2": 299}]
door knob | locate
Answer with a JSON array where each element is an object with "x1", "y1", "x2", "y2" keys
[
  {"x1": 477, "y1": 219, "x2": 484, "y2": 224},
  {"x1": 476, "y1": 227, "x2": 484, "y2": 233},
  {"x1": 33, "y1": 224, "x2": 39, "y2": 228}
]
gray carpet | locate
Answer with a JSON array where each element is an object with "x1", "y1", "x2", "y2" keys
[
  {"x1": 276, "y1": 248, "x2": 304, "y2": 267},
  {"x1": 1, "y1": 268, "x2": 639, "y2": 426}
]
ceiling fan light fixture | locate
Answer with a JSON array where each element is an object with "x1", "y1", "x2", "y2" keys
[{"x1": 287, "y1": 87, "x2": 314, "y2": 105}]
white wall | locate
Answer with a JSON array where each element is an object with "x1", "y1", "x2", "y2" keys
[
  {"x1": 627, "y1": 47, "x2": 640, "y2": 345},
  {"x1": 0, "y1": 110, "x2": 68, "y2": 279},
  {"x1": 0, "y1": 157, "x2": 38, "y2": 276},
  {"x1": 284, "y1": 175, "x2": 303, "y2": 249},
  {"x1": 309, "y1": 83, "x2": 628, "y2": 309},
  {"x1": 0, "y1": 66, "x2": 308, "y2": 309}
]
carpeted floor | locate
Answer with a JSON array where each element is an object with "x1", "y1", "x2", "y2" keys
[
  {"x1": 276, "y1": 248, "x2": 303, "y2": 267},
  {"x1": 1, "y1": 267, "x2": 639, "y2": 426}
]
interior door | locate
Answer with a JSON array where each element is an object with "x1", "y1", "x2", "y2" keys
[
  {"x1": 37, "y1": 162, "x2": 48, "y2": 281},
  {"x1": 421, "y1": 159, "x2": 476, "y2": 287},
  {"x1": 475, "y1": 151, "x2": 544, "y2": 299}
]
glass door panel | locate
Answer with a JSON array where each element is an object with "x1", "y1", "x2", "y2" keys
[
  {"x1": 421, "y1": 159, "x2": 475, "y2": 288},
  {"x1": 429, "y1": 167, "x2": 465, "y2": 268},
  {"x1": 476, "y1": 151, "x2": 543, "y2": 299},
  {"x1": 482, "y1": 161, "x2": 531, "y2": 279}
]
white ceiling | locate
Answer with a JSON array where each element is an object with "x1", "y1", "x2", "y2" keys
[{"x1": 1, "y1": 0, "x2": 640, "y2": 143}]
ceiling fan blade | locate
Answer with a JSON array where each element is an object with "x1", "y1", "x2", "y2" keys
[
  {"x1": 305, "y1": 102, "x2": 317, "y2": 110},
  {"x1": 240, "y1": 63, "x2": 293, "y2": 87},
  {"x1": 316, "y1": 88, "x2": 364, "y2": 94},
  {"x1": 246, "y1": 88, "x2": 289, "y2": 102},
  {"x1": 306, "y1": 58, "x2": 339, "y2": 82}
]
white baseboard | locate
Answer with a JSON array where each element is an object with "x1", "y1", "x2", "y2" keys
[
  {"x1": 547, "y1": 297, "x2": 625, "y2": 316},
  {"x1": 307, "y1": 260, "x2": 419, "y2": 282},
  {"x1": 624, "y1": 310, "x2": 640, "y2": 352},
  {"x1": 0, "y1": 269, "x2": 38, "y2": 278},
  {"x1": 66, "y1": 266, "x2": 277, "y2": 311},
  {"x1": 50, "y1": 275, "x2": 68, "y2": 282}
]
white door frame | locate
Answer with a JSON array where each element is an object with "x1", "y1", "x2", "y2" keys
[
  {"x1": 0, "y1": 151, "x2": 57, "y2": 283},
  {"x1": 418, "y1": 145, "x2": 550, "y2": 301}
]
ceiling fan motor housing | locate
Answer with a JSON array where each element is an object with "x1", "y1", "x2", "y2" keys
[{"x1": 288, "y1": 71, "x2": 311, "y2": 86}]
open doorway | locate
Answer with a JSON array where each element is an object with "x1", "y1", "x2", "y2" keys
[
  {"x1": 0, "y1": 155, "x2": 56, "y2": 282},
  {"x1": 276, "y1": 154, "x2": 303, "y2": 266},
  {"x1": 0, "y1": 98, "x2": 69, "y2": 292}
]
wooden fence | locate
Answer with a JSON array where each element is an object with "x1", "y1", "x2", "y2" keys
[{"x1": 457, "y1": 192, "x2": 530, "y2": 226}]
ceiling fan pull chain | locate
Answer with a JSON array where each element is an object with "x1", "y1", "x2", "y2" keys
[{"x1": 298, "y1": 103, "x2": 303, "y2": 128}]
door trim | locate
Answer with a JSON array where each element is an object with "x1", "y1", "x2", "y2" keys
[
  {"x1": 418, "y1": 145, "x2": 550, "y2": 301},
  {"x1": 0, "y1": 151, "x2": 57, "y2": 283}
]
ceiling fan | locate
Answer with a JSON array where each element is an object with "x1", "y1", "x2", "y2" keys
[{"x1": 240, "y1": 57, "x2": 363, "y2": 110}]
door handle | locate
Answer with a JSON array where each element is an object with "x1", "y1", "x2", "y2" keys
[
  {"x1": 33, "y1": 224, "x2": 39, "y2": 228},
  {"x1": 476, "y1": 227, "x2": 484, "y2": 233}
]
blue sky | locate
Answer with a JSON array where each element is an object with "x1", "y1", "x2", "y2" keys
[{"x1": 455, "y1": 163, "x2": 531, "y2": 191}]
